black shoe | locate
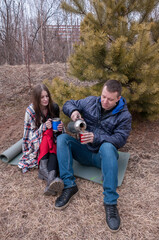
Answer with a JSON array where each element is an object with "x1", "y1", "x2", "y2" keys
[
  {"x1": 104, "y1": 204, "x2": 120, "y2": 232},
  {"x1": 55, "y1": 185, "x2": 78, "y2": 210}
]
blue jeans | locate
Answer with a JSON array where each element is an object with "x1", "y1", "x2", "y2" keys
[{"x1": 57, "y1": 133, "x2": 119, "y2": 205}]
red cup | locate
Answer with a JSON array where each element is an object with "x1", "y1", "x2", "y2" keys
[{"x1": 79, "y1": 131, "x2": 86, "y2": 144}]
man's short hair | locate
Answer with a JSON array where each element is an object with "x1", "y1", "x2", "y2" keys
[{"x1": 103, "y1": 80, "x2": 122, "y2": 97}]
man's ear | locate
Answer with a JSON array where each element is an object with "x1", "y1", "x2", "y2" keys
[{"x1": 117, "y1": 96, "x2": 121, "y2": 101}]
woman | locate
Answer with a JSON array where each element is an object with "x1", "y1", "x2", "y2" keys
[{"x1": 18, "y1": 83, "x2": 64, "y2": 196}]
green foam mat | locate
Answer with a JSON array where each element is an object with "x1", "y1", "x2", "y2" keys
[
  {"x1": 0, "y1": 140, "x2": 130, "y2": 186},
  {"x1": 73, "y1": 151, "x2": 130, "y2": 187},
  {"x1": 0, "y1": 139, "x2": 23, "y2": 164}
]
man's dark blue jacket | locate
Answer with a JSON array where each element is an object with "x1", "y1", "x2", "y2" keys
[{"x1": 63, "y1": 96, "x2": 132, "y2": 152}]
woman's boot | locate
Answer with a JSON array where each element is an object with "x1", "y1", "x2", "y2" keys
[
  {"x1": 44, "y1": 170, "x2": 64, "y2": 196},
  {"x1": 38, "y1": 159, "x2": 48, "y2": 181}
]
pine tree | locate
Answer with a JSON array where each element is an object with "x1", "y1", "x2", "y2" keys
[{"x1": 61, "y1": 0, "x2": 159, "y2": 120}]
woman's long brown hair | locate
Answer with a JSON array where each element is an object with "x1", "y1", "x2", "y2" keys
[{"x1": 32, "y1": 84, "x2": 55, "y2": 128}]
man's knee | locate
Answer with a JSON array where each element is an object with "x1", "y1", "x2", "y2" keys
[
  {"x1": 100, "y1": 142, "x2": 117, "y2": 153},
  {"x1": 100, "y1": 142, "x2": 118, "y2": 170},
  {"x1": 57, "y1": 133, "x2": 69, "y2": 146}
]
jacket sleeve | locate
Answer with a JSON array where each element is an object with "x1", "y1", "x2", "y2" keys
[
  {"x1": 62, "y1": 97, "x2": 91, "y2": 117},
  {"x1": 93, "y1": 112, "x2": 132, "y2": 149}
]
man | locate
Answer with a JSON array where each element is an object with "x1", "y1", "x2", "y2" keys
[{"x1": 55, "y1": 80, "x2": 132, "y2": 232}]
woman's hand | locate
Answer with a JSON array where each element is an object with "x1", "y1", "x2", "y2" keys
[
  {"x1": 57, "y1": 121, "x2": 64, "y2": 132},
  {"x1": 45, "y1": 118, "x2": 52, "y2": 129}
]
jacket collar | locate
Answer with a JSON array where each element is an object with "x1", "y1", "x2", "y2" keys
[{"x1": 112, "y1": 97, "x2": 125, "y2": 114}]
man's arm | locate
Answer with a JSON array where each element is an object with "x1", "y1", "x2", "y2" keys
[{"x1": 63, "y1": 99, "x2": 83, "y2": 117}]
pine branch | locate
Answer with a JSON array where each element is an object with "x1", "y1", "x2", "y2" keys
[{"x1": 61, "y1": 0, "x2": 86, "y2": 15}]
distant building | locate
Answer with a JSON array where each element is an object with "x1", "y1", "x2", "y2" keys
[{"x1": 46, "y1": 25, "x2": 80, "y2": 43}]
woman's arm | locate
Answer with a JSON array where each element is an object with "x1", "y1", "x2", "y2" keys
[{"x1": 22, "y1": 106, "x2": 47, "y2": 152}]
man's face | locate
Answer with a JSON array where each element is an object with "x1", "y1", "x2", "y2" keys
[{"x1": 101, "y1": 86, "x2": 121, "y2": 110}]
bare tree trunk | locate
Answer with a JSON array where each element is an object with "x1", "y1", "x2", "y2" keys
[
  {"x1": 24, "y1": 22, "x2": 32, "y2": 89},
  {"x1": 40, "y1": 16, "x2": 46, "y2": 64}
]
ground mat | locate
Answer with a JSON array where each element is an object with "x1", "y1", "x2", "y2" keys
[
  {"x1": 0, "y1": 139, "x2": 130, "y2": 186},
  {"x1": 0, "y1": 139, "x2": 23, "y2": 165}
]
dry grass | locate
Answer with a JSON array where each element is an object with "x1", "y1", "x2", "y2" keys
[{"x1": 0, "y1": 63, "x2": 159, "y2": 240}]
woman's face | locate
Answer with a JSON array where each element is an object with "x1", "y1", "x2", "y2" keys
[{"x1": 40, "y1": 90, "x2": 49, "y2": 107}]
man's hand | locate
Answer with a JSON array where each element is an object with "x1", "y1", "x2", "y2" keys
[
  {"x1": 80, "y1": 132, "x2": 94, "y2": 144},
  {"x1": 71, "y1": 111, "x2": 82, "y2": 121}
]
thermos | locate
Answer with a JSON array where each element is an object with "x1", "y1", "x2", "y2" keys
[{"x1": 67, "y1": 119, "x2": 87, "y2": 133}]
